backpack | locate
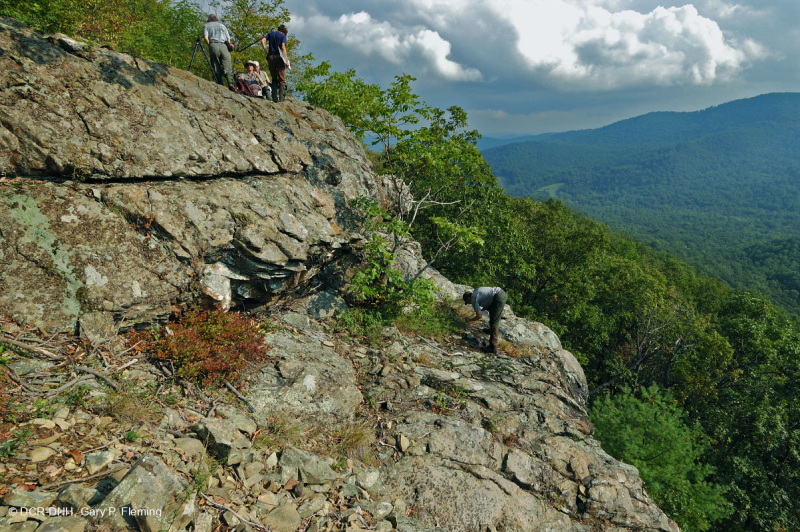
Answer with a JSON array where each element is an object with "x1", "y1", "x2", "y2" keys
[{"x1": 235, "y1": 79, "x2": 259, "y2": 98}]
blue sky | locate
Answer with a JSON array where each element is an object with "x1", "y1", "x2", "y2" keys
[{"x1": 279, "y1": 0, "x2": 800, "y2": 136}]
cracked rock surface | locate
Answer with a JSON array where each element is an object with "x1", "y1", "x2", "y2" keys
[
  {"x1": 0, "y1": 17, "x2": 397, "y2": 332},
  {"x1": 0, "y1": 18, "x2": 366, "y2": 181}
]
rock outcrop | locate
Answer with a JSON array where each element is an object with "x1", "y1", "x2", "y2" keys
[
  {"x1": 0, "y1": 17, "x2": 394, "y2": 333},
  {"x1": 0, "y1": 17, "x2": 679, "y2": 532}
]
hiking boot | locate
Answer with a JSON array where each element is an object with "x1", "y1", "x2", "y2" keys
[
  {"x1": 481, "y1": 342, "x2": 497, "y2": 354},
  {"x1": 279, "y1": 85, "x2": 287, "y2": 102},
  {"x1": 482, "y1": 327, "x2": 492, "y2": 335},
  {"x1": 271, "y1": 83, "x2": 279, "y2": 103},
  {"x1": 490, "y1": 327, "x2": 500, "y2": 351}
]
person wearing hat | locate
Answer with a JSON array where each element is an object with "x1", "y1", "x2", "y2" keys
[
  {"x1": 260, "y1": 24, "x2": 290, "y2": 102},
  {"x1": 203, "y1": 14, "x2": 235, "y2": 90},
  {"x1": 463, "y1": 287, "x2": 508, "y2": 354},
  {"x1": 240, "y1": 60, "x2": 265, "y2": 97},
  {"x1": 254, "y1": 61, "x2": 271, "y2": 97}
]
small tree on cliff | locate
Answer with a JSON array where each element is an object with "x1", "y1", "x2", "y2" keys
[{"x1": 297, "y1": 63, "x2": 499, "y2": 289}]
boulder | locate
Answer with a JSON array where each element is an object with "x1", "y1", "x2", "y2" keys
[
  {"x1": 92, "y1": 455, "x2": 188, "y2": 532},
  {"x1": 279, "y1": 446, "x2": 337, "y2": 485},
  {"x1": 262, "y1": 504, "x2": 301, "y2": 532},
  {"x1": 192, "y1": 418, "x2": 251, "y2": 461},
  {"x1": 84, "y1": 450, "x2": 115, "y2": 474},
  {"x1": 54, "y1": 485, "x2": 93, "y2": 511},
  {"x1": 248, "y1": 330, "x2": 362, "y2": 420},
  {"x1": 215, "y1": 405, "x2": 258, "y2": 435},
  {"x1": 2, "y1": 489, "x2": 58, "y2": 508}
]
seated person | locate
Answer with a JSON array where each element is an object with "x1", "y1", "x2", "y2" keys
[
  {"x1": 253, "y1": 61, "x2": 272, "y2": 87},
  {"x1": 238, "y1": 60, "x2": 264, "y2": 97}
]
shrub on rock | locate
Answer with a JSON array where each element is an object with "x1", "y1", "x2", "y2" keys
[{"x1": 133, "y1": 309, "x2": 268, "y2": 386}]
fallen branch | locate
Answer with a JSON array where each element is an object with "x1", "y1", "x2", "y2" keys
[
  {"x1": 224, "y1": 381, "x2": 256, "y2": 413},
  {"x1": 3, "y1": 367, "x2": 45, "y2": 393},
  {"x1": 75, "y1": 366, "x2": 120, "y2": 391},
  {"x1": 200, "y1": 493, "x2": 268, "y2": 531},
  {"x1": 83, "y1": 437, "x2": 120, "y2": 454},
  {"x1": 115, "y1": 340, "x2": 142, "y2": 357},
  {"x1": 40, "y1": 464, "x2": 127, "y2": 491},
  {"x1": 1, "y1": 336, "x2": 64, "y2": 361},
  {"x1": 417, "y1": 336, "x2": 464, "y2": 357},
  {"x1": 206, "y1": 399, "x2": 219, "y2": 418},
  {"x1": 112, "y1": 358, "x2": 139, "y2": 373},
  {"x1": 45, "y1": 376, "x2": 96, "y2": 398}
]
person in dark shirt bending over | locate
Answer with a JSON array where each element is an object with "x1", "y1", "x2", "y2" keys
[
  {"x1": 463, "y1": 287, "x2": 508, "y2": 354},
  {"x1": 260, "y1": 24, "x2": 290, "y2": 102}
]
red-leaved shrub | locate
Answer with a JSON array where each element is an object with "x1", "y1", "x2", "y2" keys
[{"x1": 133, "y1": 309, "x2": 268, "y2": 386}]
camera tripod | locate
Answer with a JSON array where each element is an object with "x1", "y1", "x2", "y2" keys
[{"x1": 187, "y1": 36, "x2": 215, "y2": 81}]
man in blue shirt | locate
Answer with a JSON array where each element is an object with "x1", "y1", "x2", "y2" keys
[
  {"x1": 203, "y1": 14, "x2": 235, "y2": 90},
  {"x1": 260, "y1": 24, "x2": 290, "y2": 102},
  {"x1": 463, "y1": 287, "x2": 508, "y2": 354}
]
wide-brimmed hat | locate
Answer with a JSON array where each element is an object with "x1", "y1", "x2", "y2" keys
[{"x1": 245, "y1": 60, "x2": 259, "y2": 67}]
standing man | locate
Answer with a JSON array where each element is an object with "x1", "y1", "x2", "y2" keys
[
  {"x1": 203, "y1": 14, "x2": 235, "y2": 90},
  {"x1": 463, "y1": 287, "x2": 508, "y2": 354},
  {"x1": 260, "y1": 24, "x2": 290, "y2": 102}
]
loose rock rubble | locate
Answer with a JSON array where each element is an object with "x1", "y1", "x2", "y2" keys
[{"x1": 0, "y1": 301, "x2": 679, "y2": 532}]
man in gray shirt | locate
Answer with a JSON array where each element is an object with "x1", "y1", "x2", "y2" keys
[
  {"x1": 463, "y1": 287, "x2": 508, "y2": 354},
  {"x1": 203, "y1": 15, "x2": 235, "y2": 90}
]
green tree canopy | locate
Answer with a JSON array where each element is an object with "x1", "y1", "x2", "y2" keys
[{"x1": 591, "y1": 386, "x2": 731, "y2": 532}]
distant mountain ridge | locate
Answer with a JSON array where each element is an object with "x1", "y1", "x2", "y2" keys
[
  {"x1": 477, "y1": 134, "x2": 547, "y2": 150},
  {"x1": 481, "y1": 92, "x2": 800, "y2": 314}
]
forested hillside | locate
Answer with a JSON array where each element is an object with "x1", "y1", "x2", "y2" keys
[{"x1": 481, "y1": 93, "x2": 800, "y2": 314}]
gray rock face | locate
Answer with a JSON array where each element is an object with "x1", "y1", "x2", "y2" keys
[
  {"x1": 248, "y1": 330, "x2": 362, "y2": 421},
  {"x1": 92, "y1": 455, "x2": 188, "y2": 532},
  {"x1": 192, "y1": 417, "x2": 251, "y2": 461},
  {"x1": 0, "y1": 17, "x2": 395, "y2": 333},
  {"x1": 0, "y1": 17, "x2": 679, "y2": 532},
  {"x1": 279, "y1": 446, "x2": 337, "y2": 485},
  {"x1": 358, "y1": 317, "x2": 678, "y2": 532},
  {"x1": 0, "y1": 19, "x2": 365, "y2": 183}
]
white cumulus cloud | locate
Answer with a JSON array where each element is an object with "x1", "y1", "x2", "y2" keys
[
  {"x1": 399, "y1": 0, "x2": 764, "y2": 89},
  {"x1": 489, "y1": 0, "x2": 761, "y2": 88},
  {"x1": 293, "y1": 11, "x2": 483, "y2": 82}
]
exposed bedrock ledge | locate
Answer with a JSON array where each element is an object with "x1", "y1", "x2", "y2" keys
[
  {"x1": 0, "y1": 170, "x2": 393, "y2": 332},
  {"x1": 0, "y1": 17, "x2": 367, "y2": 181},
  {"x1": 0, "y1": 17, "x2": 401, "y2": 332}
]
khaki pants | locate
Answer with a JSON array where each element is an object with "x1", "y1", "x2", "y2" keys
[
  {"x1": 209, "y1": 42, "x2": 233, "y2": 86},
  {"x1": 488, "y1": 289, "x2": 507, "y2": 329}
]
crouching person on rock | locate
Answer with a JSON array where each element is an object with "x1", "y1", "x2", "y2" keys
[{"x1": 463, "y1": 287, "x2": 508, "y2": 354}]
